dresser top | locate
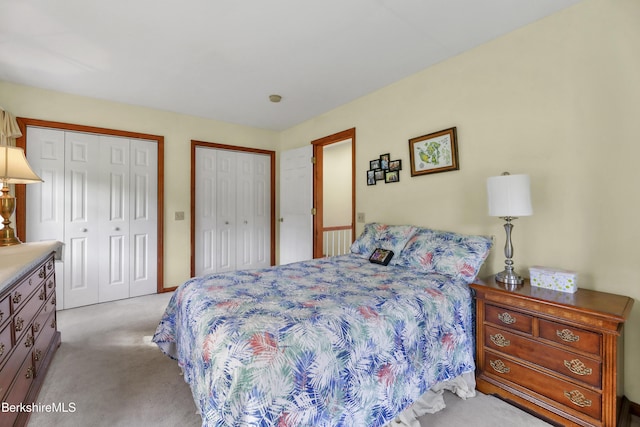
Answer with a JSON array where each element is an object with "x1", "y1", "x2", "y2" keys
[
  {"x1": 0, "y1": 241, "x2": 63, "y2": 293},
  {"x1": 471, "y1": 275, "x2": 634, "y2": 324}
]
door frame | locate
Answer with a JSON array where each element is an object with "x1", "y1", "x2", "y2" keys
[
  {"x1": 311, "y1": 128, "x2": 356, "y2": 258},
  {"x1": 15, "y1": 117, "x2": 165, "y2": 293},
  {"x1": 190, "y1": 140, "x2": 276, "y2": 277}
]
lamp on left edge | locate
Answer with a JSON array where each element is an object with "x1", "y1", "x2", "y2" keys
[{"x1": 0, "y1": 146, "x2": 43, "y2": 246}]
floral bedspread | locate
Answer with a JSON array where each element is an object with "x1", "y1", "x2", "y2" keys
[{"x1": 153, "y1": 254, "x2": 476, "y2": 427}]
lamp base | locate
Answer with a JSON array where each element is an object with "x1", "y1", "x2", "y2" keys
[
  {"x1": 495, "y1": 269, "x2": 524, "y2": 286},
  {"x1": 0, "y1": 183, "x2": 22, "y2": 246},
  {"x1": 0, "y1": 226, "x2": 21, "y2": 246}
]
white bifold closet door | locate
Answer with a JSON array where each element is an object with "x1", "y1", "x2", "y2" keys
[
  {"x1": 25, "y1": 127, "x2": 157, "y2": 309},
  {"x1": 194, "y1": 147, "x2": 270, "y2": 277}
]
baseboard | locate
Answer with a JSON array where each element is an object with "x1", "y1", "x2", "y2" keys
[{"x1": 630, "y1": 399, "x2": 640, "y2": 417}]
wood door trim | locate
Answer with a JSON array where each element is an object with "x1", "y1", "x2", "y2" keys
[
  {"x1": 15, "y1": 117, "x2": 165, "y2": 294},
  {"x1": 310, "y1": 128, "x2": 356, "y2": 258},
  {"x1": 190, "y1": 140, "x2": 276, "y2": 277}
]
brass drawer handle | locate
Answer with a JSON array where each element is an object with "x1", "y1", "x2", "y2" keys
[
  {"x1": 39, "y1": 288, "x2": 46, "y2": 301},
  {"x1": 48, "y1": 280, "x2": 54, "y2": 289},
  {"x1": 12, "y1": 292, "x2": 22, "y2": 305},
  {"x1": 26, "y1": 366, "x2": 35, "y2": 379},
  {"x1": 564, "y1": 359, "x2": 592, "y2": 376},
  {"x1": 490, "y1": 333, "x2": 511, "y2": 347},
  {"x1": 557, "y1": 328, "x2": 580, "y2": 342},
  {"x1": 0, "y1": 310, "x2": 3, "y2": 323},
  {"x1": 24, "y1": 335, "x2": 35, "y2": 348},
  {"x1": 0, "y1": 342, "x2": 4, "y2": 357},
  {"x1": 497, "y1": 312, "x2": 516, "y2": 325},
  {"x1": 50, "y1": 318, "x2": 56, "y2": 329},
  {"x1": 39, "y1": 268, "x2": 46, "y2": 279},
  {"x1": 33, "y1": 322, "x2": 41, "y2": 333},
  {"x1": 35, "y1": 349, "x2": 42, "y2": 362},
  {"x1": 489, "y1": 359, "x2": 510, "y2": 374},
  {"x1": 15, "y1": 317, "x2": 24, "y2": 332},
  {"x1": 564, "y1": 390, "x2": 592, "y2": 407}
]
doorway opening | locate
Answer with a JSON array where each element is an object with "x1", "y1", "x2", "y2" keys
[{"x1": 311, "y1": 128, "x2": 356, "y2": 258}]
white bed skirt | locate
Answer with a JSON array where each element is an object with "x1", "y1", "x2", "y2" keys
[{"x1": 386, "y1": 371, "x2": 476, "y2": 427}]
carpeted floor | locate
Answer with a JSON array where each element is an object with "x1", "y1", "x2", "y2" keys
[{"x1": 25, "y1": 292, "x2": 633, "y2": 427}]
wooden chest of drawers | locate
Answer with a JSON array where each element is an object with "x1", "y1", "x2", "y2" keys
[
  {"x1": 0, "y1": 248, "x2": 61, "y2": 427},
  {"x1": 470, "y1": 276, "x2": 633, "y2": 427}
]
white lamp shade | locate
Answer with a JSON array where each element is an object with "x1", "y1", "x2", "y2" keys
[
  {"x1": 0, "y1": 146, "x2": 43, "y2": 184},
  {"x1": 487, "y1": 173, "x2": 532, "y2": 217}
]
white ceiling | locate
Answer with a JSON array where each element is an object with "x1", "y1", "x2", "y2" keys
[{"x1": 0, "y1": 0, "x2": 581, "y2": 131}]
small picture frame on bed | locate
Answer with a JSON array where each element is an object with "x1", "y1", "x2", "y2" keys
[{"x1": 369, "y1": 248, "x2": 394, "y2": 266}]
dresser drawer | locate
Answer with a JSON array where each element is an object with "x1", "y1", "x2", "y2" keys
[
  {"x1": 538, "y1": 319, "x2": 601, "y2": 356},
  {"x1": 484, "y1": 325, "x2": 602, "y2": 388},
  {"x1": 32, "y1": 292, "x2": 56, "y2": 341},
  {"x1": 483, "y1": 349, "x2": 602, "y2": 421},
  {"x1": 0, "y1": 321, "x2": 12, "y2": 367},
  {"x1": 33, "y1": 310, "x2": 56, "y2": 377},
  {"x1": 13, "y1": 283, "x2": 46, "y2": 342},
  {"x1": 2, "y1": 351, "x2": 36, "y2": 426},
  {"x1": 0, "y1": 294, "x2": 9, "y2": 328},
  {"x1": 10, "y1": 263, "x2": 47, "y2": 313},
  {"x1": 485, "y1": 304, "x2": 533, "y2": 335},
  {"x1": 0, "y1": 328, "x2": 34, "y2": 402}
]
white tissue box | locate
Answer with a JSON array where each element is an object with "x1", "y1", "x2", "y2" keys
[{"x1": 529, "y1": 266, "x2": 578, "y2": 293}]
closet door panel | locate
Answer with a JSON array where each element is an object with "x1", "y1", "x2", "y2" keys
[
  {"x1": 215, "y1": 150, "x2": 236, "y2": 273},
  {"x1": 129, "y1": 139, "x2": 158, "y2": 297},
  {"x1": 194, "y1": 147, "x2": 217, "y2": 276},
  {"x1": 98, "y1": 136, "x2": 130, "y2": 302},
  {"x1": 253, "y1": 154, "x2": 271, "y2": 268},
  {"x1": 64, "y1": 132, "x2": 100, "y2": 308},
  {"x1": 25, "y1": 127, "x2": 66, "y2": 309},
  {"x1": 235, "y1": 152, "x2": 254, "y2": 270}
]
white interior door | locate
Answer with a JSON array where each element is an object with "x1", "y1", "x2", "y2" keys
[
  {"x1": 98, "y1": 135, "x2": 130, "y2": 303},
  {"x1": 25, "y1": 127, "x2": 66, "y2": 310},
  {"x1": 129, "y1": 139, "x2": 158, "y2": 297},
  {"x1": 26, "y1": 127, "x2": 158, "y2": 308},
  {"x1": 279, "y1": 145, "x2": 313, "y2": 265},
  {"x1": 194, "y1": 147, "x2": 271, "y2": 275},
  {"x1": 251, "y1": 153, "x2": 270, "y2": 269},
  {"x1": 64, "y1": 132, "x2": 101, "y2": 308},
  {"x1": 216, "y1": 150, "x2": 236, "y2": 273},
  {"x1": 235, "y1": 152, "x2": 270, "y2": 270},
  {"x1": 194, "y1": 147, "x2": 217, "y2": 276}
]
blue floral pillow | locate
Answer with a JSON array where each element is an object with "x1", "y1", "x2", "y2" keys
[
  {"x1": 350, "y1": 223, "x2": 418, "y2": 265},
  {"x1": 397, "y1": 228, "x2": 493, "y2": 283}
]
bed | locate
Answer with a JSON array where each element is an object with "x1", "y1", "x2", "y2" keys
[{"x1": 153, "y1": 224, "x2": 492, "y2": 427}]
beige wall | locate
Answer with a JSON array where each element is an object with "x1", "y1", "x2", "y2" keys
[
  {"x1": 0, "y1": 81, "x2": 279, "y2": 288},
  {"x1": 280, "y1": 0, "x2": 640, "y2": 402}
]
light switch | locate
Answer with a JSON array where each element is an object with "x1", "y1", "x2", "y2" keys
[
  {"x1": 175, "y1": 211, "x2": 185, "y2": 221},
  {"x1": 357, "y1": 212, "x2": 365, "y2": 223}
]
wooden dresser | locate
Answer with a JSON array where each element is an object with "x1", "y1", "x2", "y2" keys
[
  {"x1": 470, "y1": 276, "x2": 633, "y2": 427},
  {"x1": 0, "y1": 242, "x2": 62, "y2": 427}
]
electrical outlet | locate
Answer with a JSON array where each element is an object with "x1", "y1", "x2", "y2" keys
[
  {"x1": 357, "y1": 212, "x2": 365, "y2": 223},
  {"x1": 175, "y1": 211, "x2": 185, "y2": 221}
]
